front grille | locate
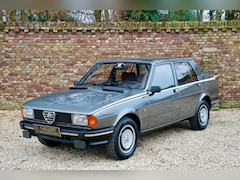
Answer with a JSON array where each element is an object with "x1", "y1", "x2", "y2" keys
[
  {"x1": 34, "y1": 110, "x2": 71, "y2": 124},
  {"x1": 42, "y1": 111, "x2": 56, "y2": 124}
]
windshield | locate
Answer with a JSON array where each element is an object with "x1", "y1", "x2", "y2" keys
[{"x1": 79, "y1": 62, "x2": 151, "y2": 90}]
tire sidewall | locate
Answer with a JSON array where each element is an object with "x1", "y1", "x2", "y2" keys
[
  {"x1": 198, "y1": 102, "x2": 209, "y2": 128},
  {"x1": 190, "y1": 100, "x2": 210, "y2": 130},
  {"x1": 113, "y1": 117, "x2": 138, "y2": 159},
  {"x1": 196, "y1": 100, "x2": 210, "y2": 129}
]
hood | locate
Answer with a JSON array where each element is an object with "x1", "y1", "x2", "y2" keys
[{"x1": 23, "y1": 87, "x2": 142, "y2": 114}]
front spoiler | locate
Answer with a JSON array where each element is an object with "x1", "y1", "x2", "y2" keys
[{"x1": 20, "y1": 120, "x2": 114, "y2": 149}]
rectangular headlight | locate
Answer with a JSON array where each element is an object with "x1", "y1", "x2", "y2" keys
[
  {"x1": 21, "y1": 108, "x2": 34, "y2": 119},
  {"x1": 71, "y1": 114, "x2": 88, "y2": 126},
  {"x1": 71, "y1": 114, "x2": 97, "y2": 126}
]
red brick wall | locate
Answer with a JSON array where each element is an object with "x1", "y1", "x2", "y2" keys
[{"x1": 0, "y1": 21, "x2": 240, "y2": 109}]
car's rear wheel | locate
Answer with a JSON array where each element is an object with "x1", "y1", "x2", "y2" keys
[
  {"x1": 106, "y1": 117, "x2": 138, "y2": 160},
  {"x1": 38, "y1": 137, "x2": 62, "y2": 147},
  {"x1": 189, "y1": 100, "x2": 210, "y2": 130}
]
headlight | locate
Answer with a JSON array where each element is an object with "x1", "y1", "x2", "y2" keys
[
  {"x1": 71, "y1": 114, "x2": 88, "y2": 126},
  {"x1": 21, "y1": 108, "x2": 34, "y2": 119},
  {"x1": 71, "y1": 114, "x2": 97, "y2": 126}
]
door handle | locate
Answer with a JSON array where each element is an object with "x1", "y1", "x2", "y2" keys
[{"x1": 173, "y1": 89, "x2": 179, "y2": 93}]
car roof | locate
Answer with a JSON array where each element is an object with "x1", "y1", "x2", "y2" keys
[{"x1": 97, "y1": 58, "x2": 193, "y2": 65}]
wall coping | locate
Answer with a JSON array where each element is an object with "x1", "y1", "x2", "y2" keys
[{"x1": 1, "y1": 21, "x2": 240, "y2": 33}]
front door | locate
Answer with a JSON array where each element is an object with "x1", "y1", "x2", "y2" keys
[{"x1": 147, "y1": 63, "x2": 180, "y2": 129}]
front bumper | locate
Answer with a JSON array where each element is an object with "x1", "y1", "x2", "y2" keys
[{"x1": 20, "y1": 120, "x2": 114, "y2": 149}]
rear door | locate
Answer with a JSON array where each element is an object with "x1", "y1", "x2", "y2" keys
[{"x1": 173, "y1": 61, "x2": 202, "y2": 119}]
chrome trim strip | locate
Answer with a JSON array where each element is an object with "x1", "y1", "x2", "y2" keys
[
  {"x1": 61, "y1": 132, "x2": 79, "y2": 137},
  {"x1": 211, "y1": 98, "x2": 220, "y2": 104},
  {"x1": 24, "y1": 124, "x2": 78, "y2": 136},
  {"x1": 23, "y1": 124, "x2": 112, "y2": 137},
  {"x1": 161, "y1": 76, "x2": 216, "y2": 93},
  {"x1": 24, "y1": 125, "x2": 34, "y2": 130},
  {"x1": 93, "y1": 92, "x2": 149, "y2": 114},
  {"x1": 84, "y1": 130, "x2": 113, "y2": 138},
  {"x1": 93, "y1": 76, "x2": 216, "y2": 114}
]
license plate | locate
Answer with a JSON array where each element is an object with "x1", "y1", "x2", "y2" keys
[{"x1": 33, "y1": 124, "x2": 61, "y2": 137}]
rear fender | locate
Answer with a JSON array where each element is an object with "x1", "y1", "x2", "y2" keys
[{"x1": 198, "y1": 93, "x2": 211, "y2": 109}]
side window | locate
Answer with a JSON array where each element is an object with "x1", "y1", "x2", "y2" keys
[
  {"x1": 174, "y1": 62, "x2": 198, "y2": 85},
  {"x1": 151, "y1": 64, "x2": 175, "y2": 90},
  {"x1": 189, "y1": 65, "x2": 198, "y2": 81}
]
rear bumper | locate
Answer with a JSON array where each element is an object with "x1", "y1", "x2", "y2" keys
[
  {"x1": 211, "y1": 97, "x2": 220, "y2": 105},
  {"x1": 20, "y1": 120, "x2": 114, "y2": 148}
]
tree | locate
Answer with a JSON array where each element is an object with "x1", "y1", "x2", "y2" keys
[
  {"x1": 225, "y1": 10, "x2": 240, "y2": 20},
  {"x1": 1, "y1": 10, "x2": 75, "y2": 22},
  {"x1": 208, "y1": 10, "x2": 224, "y2": 21},
  {"x1": 104, "y1": 10, "x2": 110, "y2": 22},
  {"x1": 93, "y1": 10, "x2": 110, "y2": 22},
  {"x1": 94, "y1": 10, "x2": 101, "y2": 22},
  {"x1": 118, "y1": 10, "x2": 159, "y2": 22},
  {"x1": 215, "y1": 10, "x2": 223, "y2": 21},
  {"x1": 9, "y1": 10, "x2": 17, "y2": 21},
  {"x1": 196, "y1": 10, "x2": 203, "y2": 21},
  {"x1": 1, "y1": 10, "x2": 239, "y2": 23},
  {"x1": 169, "y1": 10, "x2": 197, "y2": 21},
  {"x1": 20, "y1": 10, "x2": 26, "y2": 22}
]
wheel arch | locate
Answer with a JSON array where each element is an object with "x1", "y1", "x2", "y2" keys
[
  {"x1": 199, "y1": 94, "x2": 211, "y2": 109},
  {"x1": 122, "y1": 113, "x2": 141, "y2": 132},
  {"x1": 190, "y1": 95, "x2": 211, "y2": 130},
  {"x1": 111, "y1": 106, "x2": 141, "y2": 131}
]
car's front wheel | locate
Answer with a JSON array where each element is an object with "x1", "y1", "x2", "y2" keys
[
  {"x1": 38, "y1": 137, "x2": 62, "y2": 147},
  {"x1": 106, "y1": 117, "x2": 138, "y2": 160},
  {"x1": 189, "y1": 100, "x2": 210, "y2": 130}
]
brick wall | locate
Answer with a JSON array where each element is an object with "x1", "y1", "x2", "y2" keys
[{"x1": 0, "y1": 21, "x2": 240, "y2": 109}]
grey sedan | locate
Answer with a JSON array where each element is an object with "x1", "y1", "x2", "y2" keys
[{"x1": 20, "y1": 58, "x2": 219, "y2": 159}]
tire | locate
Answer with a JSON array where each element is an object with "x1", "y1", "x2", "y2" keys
[
  {"x1": 106, "y1": 117, "x2": 138, "y2": 160},
  {"x1": 189, "y1": 100, "x2": 210, "y2": 130},
  {"x1": 38, "y1": 137, "x2": 62, "y2": 147}
]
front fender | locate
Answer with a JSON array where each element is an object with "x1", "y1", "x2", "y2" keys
[
  {"x1": 95, "y1": 105, "x2": 140, "y2": 129},
  {"x1": 93, "y1": 97, "x2": 147, "y2": 130},
  {"x1": 114, "y1": 107, "x2": 139, "y2": 126}
]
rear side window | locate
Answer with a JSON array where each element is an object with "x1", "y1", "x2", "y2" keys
[
  {"x1": 174, "y1": 62, "x2": 198, "y2": 85},
  {"x1": 151, "y1": 64, "x2": 175, "y2": 90}
]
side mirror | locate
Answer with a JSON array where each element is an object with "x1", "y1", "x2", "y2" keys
[
  {"x1": 149, "y1": 86, "x2": 161, "y2": 96},
  {"x1": 74, "y1": 80, "x2": 79, "y2": 86}
]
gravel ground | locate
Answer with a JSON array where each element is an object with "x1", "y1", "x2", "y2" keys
[{"x1": 0, "y1": 109, "x2": 239, "y2": 170}]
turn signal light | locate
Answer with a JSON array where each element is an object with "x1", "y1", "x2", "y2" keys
[{"x1": 87, "y1": 115, "x2": 97, "y2": 126}]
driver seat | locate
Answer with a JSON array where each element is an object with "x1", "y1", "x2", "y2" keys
[{"x1": 122, "y1": 72, "x2": 137, "y2": 81}]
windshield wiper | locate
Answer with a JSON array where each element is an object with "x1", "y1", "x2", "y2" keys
[
  {"x1": 102, "y1": 86, "x2": 126, "y2": 93},
  {"x1": 120, "y1": 83, "x2": 132, "y2": 90},
  {"x1": 69, "y1": 86, "x2": 88, "y2": 90}
]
